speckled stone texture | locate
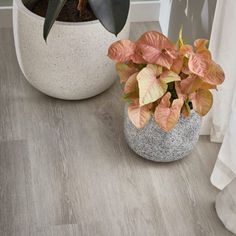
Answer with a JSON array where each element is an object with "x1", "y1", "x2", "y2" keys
[
  {"x1": 124, "y1": 107, "x2": 202, "y2": 162},
  {"x1": 13, "y1": 0, "x2": 130, "y2": 100}
]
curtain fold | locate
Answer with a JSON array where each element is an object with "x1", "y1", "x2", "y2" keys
[
  {"x1": 200, "y1": 0, "x2": 236, "y2": 189},
  {"x1": 210, "y1": 87, "x2": 236, "y2": 189}
]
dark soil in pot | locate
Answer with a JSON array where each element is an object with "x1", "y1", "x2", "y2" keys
[{"x1": 31, "y1": 0, "x2": 97, "y2": 22}]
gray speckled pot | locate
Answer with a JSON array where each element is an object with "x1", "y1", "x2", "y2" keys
[{"x1": 124, "y1": 107, "x2": 202, "y2": 162}]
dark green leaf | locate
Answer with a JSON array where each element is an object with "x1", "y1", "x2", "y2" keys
[
  {"x1": 43, "y1": 0, "x2": 67, "y2": 41},
  {"x1": 88, "y1": 0, "x2": 130, "y2": 36},
  {"x1": 22, "y1": 0, "x2": 38, "y2": 9}
]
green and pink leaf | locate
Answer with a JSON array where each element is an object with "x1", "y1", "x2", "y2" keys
[
  {"x1": 116, "y1": 63, "x2": 138, "y2": 83},
  {"x1": 137, "y1": 67, "x2": 167, "y2": 106},
  {"x1": 160, "y1": 71, "x2": 181, "y2": 83}
]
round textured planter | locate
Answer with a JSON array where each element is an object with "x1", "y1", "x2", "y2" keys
[
  {"x1": 124, "y1": 107, "x2": 202, "y2": 162},
  {"x1": 13, "y1": 0, "x2": 130, "y2": 100}
]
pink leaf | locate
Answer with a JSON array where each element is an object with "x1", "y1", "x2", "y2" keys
[
  {"x1": 189, "y1": 89, "x2": 213, "y2": 116},
  {"x1": 154, "y1": 92, "x2": 184, "y2": 131},
  {"x1": 180, "y1": 75, "x2": 203, "y2": 94},
  {"x1": 188, "y1": 53, "x2": 210, "y2": 77},
  {"x1": 194, "y1": 39, "x2": 209, "y2": 49},
  {"x1": 116, "y1": 63, "x2": 139, "y2": 83},
  {"x1": 137, "y1": 67, "x2": 168, "y2": 106},
  {"x1": 137, "y1": 31, "x2": 177, "y2": 69},
  {"x1": 124, "y1": 72, "x2": 139, "y2": 94},
  {"x1": 131, "y1": 47, "x2": 147, "y2": 64},
  {"x1": 146, "y1": 64, "x2": 163, "y2": 77},
  {"x1": 160, "y1": 71, "x2": 181, "y2": 84},
  {"x1": 175, "y1": 81, "x2": 187, "y2": 100},
  {"x1": 200, "y1": 81, "x2": 217, "y2": 90},
  {"x1": 138, "y1": 31, "x2": 174, "y2": 52},
  {"x1": 189, "y1": 54, "x2": 225, "y2": 85},
  {"x1": 108, "y1": 40, "x2": 136, "y2": 62},
  {"x1": 194, "y1": 39, "x2": 211, "y2": 60},
  {"x1": 181, "y1": 103, "x2": 191, "y2": 118},
  {"x1": 203, "y1": 61, "x2": 225, "y2": 85},
  {"x1": 171, "y1": 56, "x2": 183, "y2": 74},
  {"x1": 179, "y1": 44, "x2": 193, "y2": 57},
  {"x1": 128, "y1": 100, "x2": 151, "y2": 129},
  {"x1": 165, "y1": 48, "x2": 178, "y2": 59}
]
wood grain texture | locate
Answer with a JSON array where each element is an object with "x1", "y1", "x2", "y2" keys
[
  {"x1": 215, "y1": 178, "x2": 236, "y2": 234},
  {"x1": 0, "y1": 23, "x2": 234, "y2": 236}
]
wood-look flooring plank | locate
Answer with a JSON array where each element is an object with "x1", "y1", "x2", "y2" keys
[{"x1": 0, "y1": 140, "x2": 35, "y2": 236}]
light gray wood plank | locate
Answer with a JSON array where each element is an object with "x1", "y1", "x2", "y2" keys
[
  {"x1": 0, "y1": 23, "x2": 234, "y2": 236},
  {"x1": 0, "y1": 140, "x2": 36, "y2": 236},
  {"x1": 148, "y1": 137, "x2": 230, "y2": 236},
  {"x1": 216, "y1": 178, "x2": 236, "y2": 235}
]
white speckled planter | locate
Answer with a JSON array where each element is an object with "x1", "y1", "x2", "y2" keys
[
  {"x1": 13, "y1": 0, "x2": 130, "y2": 100},
  {"x1": 124, "y1": 107, "x2": 202, "y2": 162}
]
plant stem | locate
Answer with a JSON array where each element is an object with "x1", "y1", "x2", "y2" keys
[
  {"x1": 167, "y1": 82, "x2": 178, "y2": 101},
  {"x1": 77, "y1": 0, "x2": 87, "y2": 16}
]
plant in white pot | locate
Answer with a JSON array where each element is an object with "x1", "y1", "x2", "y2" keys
[
  {"x1": 108, "y1": 30, "x2": 225, "y2": 162},
  {"x1": 13, "y1": 0, "x2": 130, "y2": 99}
]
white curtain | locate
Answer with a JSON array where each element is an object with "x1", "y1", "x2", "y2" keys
[
  {"x1": 159, "y1": 0, "x2": 236, "y2": 190},
  {"x1": 201, "y1": 0, "x2": 236, "y2": 190}
]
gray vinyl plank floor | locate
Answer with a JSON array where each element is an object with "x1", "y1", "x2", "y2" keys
[{"x1": 0, "y1": 22, "x2": 233, "y2": 236}]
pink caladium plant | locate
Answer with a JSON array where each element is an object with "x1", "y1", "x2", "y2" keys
[{"x1": 108, "y1": 30, "x2": 225, "y2": 132}]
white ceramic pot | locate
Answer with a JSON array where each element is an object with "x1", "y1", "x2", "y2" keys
[{"x1": 13, "y1": 0, "x2": 130, "y2": 100}]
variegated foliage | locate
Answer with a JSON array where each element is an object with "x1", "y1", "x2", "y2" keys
[{"x1": 108, "y1": 30, "x2": 225, "y2": 131}]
